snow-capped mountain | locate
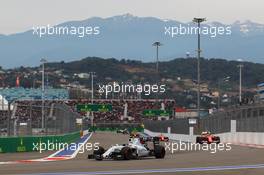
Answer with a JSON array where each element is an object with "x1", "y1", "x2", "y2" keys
[
  {"x1": 0, "y1": 14, "x2": 263, "y2": 68},
  {"x1": 231, "y1": 20, "x2": 264, "y2": 35}
]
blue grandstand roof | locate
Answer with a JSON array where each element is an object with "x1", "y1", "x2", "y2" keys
[
  {"x1": 258, "y1": 83, "x2": 264, "y2": 87},
  {"x1": 0, "y1": 88, "x2": 69, "y2": 102}
]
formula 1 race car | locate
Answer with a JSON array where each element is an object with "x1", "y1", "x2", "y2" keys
[
  {"x1": 88, "y1": 137, "x2": 166, "y2": 161},
  {"x1": 130, "y1": 132, "x2": 152, "y2": 142},
  {"x1": 116, "y1": 128, "x2": 129, "y2": 134},
  {"x1": 138, "y1": 133, "x2": 153, "y2": 142},
  {"x1": 130, "y1": 132, "x2": 169, "y2": 143},
  {"x1": 196, "y1": 131, "x2": 220, "y2": 144}
]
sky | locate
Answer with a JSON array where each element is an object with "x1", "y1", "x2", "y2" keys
[{"x1": 0, "y1": 0, "x2": 263, "y2": 34}]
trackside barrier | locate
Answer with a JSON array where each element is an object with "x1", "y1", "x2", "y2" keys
[
  {"x1": 217, "y1": 132, "x2": 264, "y2": 145},
  {"x1": 144, "y1": 129, "x2": 196, "y2": 143},
  {"x1": 82, "y1": 130, "x2": 89, "y2": 136},
  {"x1": 0, "y1": 131, "x2": 80, "y2": 153},
  {"x1": 89, "y1": 126, "x2": 144, "y2": 133},
  {"x1": 145, "y1": 120, "x2": 264, "y2": 145}
]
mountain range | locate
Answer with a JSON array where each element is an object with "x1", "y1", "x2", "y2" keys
[{"x1": 0, "y1": 14, "x2": 264, "y2": 68}]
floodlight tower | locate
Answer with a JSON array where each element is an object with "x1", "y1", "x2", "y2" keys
[
  {"x1": 40, "y1": 58, "x2": 47, "y2": 131},
  {"x1": 193, "y1": 17, "x2": 206, "y2": 117},
  {"x1": 152, "y1": 41, "x2": 162, "y2": 73}
]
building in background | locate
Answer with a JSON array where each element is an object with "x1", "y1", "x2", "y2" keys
[
  {"x1": 257, "y1": 83, "x2": 264, "y2": 101},
  {"x1": 0, "y1": 94, "x2": 9, "y2": 110}
]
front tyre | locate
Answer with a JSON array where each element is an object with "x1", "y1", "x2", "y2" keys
[
  {"x1": 93, "y1": 146, "x2": 105, "y2": 161},
  {"x1": 215, "y1": 136, "x2": 221, "y2": 144}
]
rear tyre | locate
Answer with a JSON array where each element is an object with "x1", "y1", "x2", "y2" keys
[
  {"x1": 196, "y1": 137, "x2": 202, "y2": 144},
  {"x1": 120, "y1": 147, "x2": 132, "y2": 160},
  {"x1": 154, "y1": 145, "x2": 165, "y2": 159},
  {"x1": 153, "y1": 137, "x2": 160, "y2": 145},
  {"x1": 93, "y1": 146, "x2": 105, "y2": 161},
  {"x1": 215, "y1": 137, "x2": 221, "y2": 144}
]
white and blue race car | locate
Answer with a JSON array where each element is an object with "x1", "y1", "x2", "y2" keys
[{"x1": 88, "y1": 136, "x2": 165, "y2": 161}]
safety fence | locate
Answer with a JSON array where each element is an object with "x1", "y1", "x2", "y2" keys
[
  {"x1": 145, "y1": 120, "x2": 264, "y2": 146},
  {"x1": 196, "y1": 113, "x2": 231, "y2": 134},
  {"x1": 198, "y1": 104, "x2": 264, "y2": 133},
  {"x1": 88, "y1": 124, "x2": 143, "y2": 133},
  {"x1": 143, "y1": 119, "x2": 189, "y2": 134},
  {"x1": 1, "y1": 102, "x2": 80, "y2": 136},
  {"x1": 144, "y1": 104, "x2": 264, "y2": 135}
]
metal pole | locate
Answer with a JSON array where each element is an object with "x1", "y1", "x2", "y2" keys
[
  {"x1": 7, "y1": 102, "x2": 10, "y2": 136},
  {"x1": 13, "y1": 103, "x2": 17, "y2": 136},
  {"x1": 91, "y1": 72, "x2": 94, "y2": 126},
  {"x1": 91, "y1": 73, "x2": 94, "y2": 104},
  {"x1": 218, "y1": 80, "x2": 220, "y2": 110},
  {"x1": 42, "y1": 61, "x2": 45, "y2": 130},
  {"x1": 152, "y1": 42, "x2": 162, "y2": 74},
  {"x1": 30, "y1": 102, "x2": 32, "y2": 135},
  {"x1": 193, "y1": 18, "x2": 206, "y2": 118},
  {"x1": 197, "y1": 21, "x2": 201, "y2": 118},
  {"x1": 1, "y1": 96, "x2": 3, "y2": 111},
  {"x1": 89, "y1": 72, "x2": 96, "y2": 103},
  {"x1": 156, "y1": 45, "x2": 159, "y2": 73},
  {"x1": 89, "y1": 72, "x2": 95, "y2": 127},
  {"x1": 40, "y1": 58, "x2": 46, "y2": 132},
  {"x1": 238, "y1": 64, "x2": 243, "y2": 103}
]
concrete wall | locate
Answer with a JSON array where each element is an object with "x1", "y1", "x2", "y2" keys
[
  {"x1": 144, "y1": 128, "x2": 196, "y2": 143},
  {"x1": 145, "y1": 120, "x2": 264, "y2": 145}
]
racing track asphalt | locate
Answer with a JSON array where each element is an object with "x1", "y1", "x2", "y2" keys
[{"x1": 1, "y1": 131, "x2": 264, "y2": 175}]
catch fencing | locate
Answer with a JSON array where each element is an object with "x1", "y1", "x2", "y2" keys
[
  {"x1": 144, "y1": 104, "x2": 264, "y2": 134},
  {"x1": 2, "y1": 102, "x2": 80, "y2": 136},
  {"x1": 143, "y1": 119, "x2": 190, "y2": 134}
]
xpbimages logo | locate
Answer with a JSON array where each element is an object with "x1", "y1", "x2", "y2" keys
[
  {"x1": 32, "y1": 140, "x2": 100, "y2": 153},
  {"x1": 164, "y1": 24, "x2": 232, "y2": 38},
  {"x1": 32, "y1": 24, "x2": 100, "y2": 38},
  {"x1": 98, "y1": 82, "x2": 166, "y2": 97},
  {"x1": 165, "y1": 141, "x2": 232, "y2": 154}
]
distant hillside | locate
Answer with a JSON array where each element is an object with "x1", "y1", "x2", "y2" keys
[
  {"x1": 46, "y1": 57, "x2": 264, "y2": 88},
  {"x1": 1, "y1": 14, "x2": 264, "y2": 68}
]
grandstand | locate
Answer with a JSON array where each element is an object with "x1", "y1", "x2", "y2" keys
[
  {"x1": 0, "y1": 88, "x2": 69, "y2": 136},
  {"x1": 65, "y1": 99, "x2": 175, "y2": 122},
  {"x1": 0, "y1": 97, "x2": 176, "y2": 136}
]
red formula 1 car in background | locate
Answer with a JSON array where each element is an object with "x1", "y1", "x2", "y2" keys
[
  {"x1": 196, "y1": 131, "x2": 220, "y2": 144},
  {"x1": 155, "y1": 134, "x2": 169, "y2": 142}
]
